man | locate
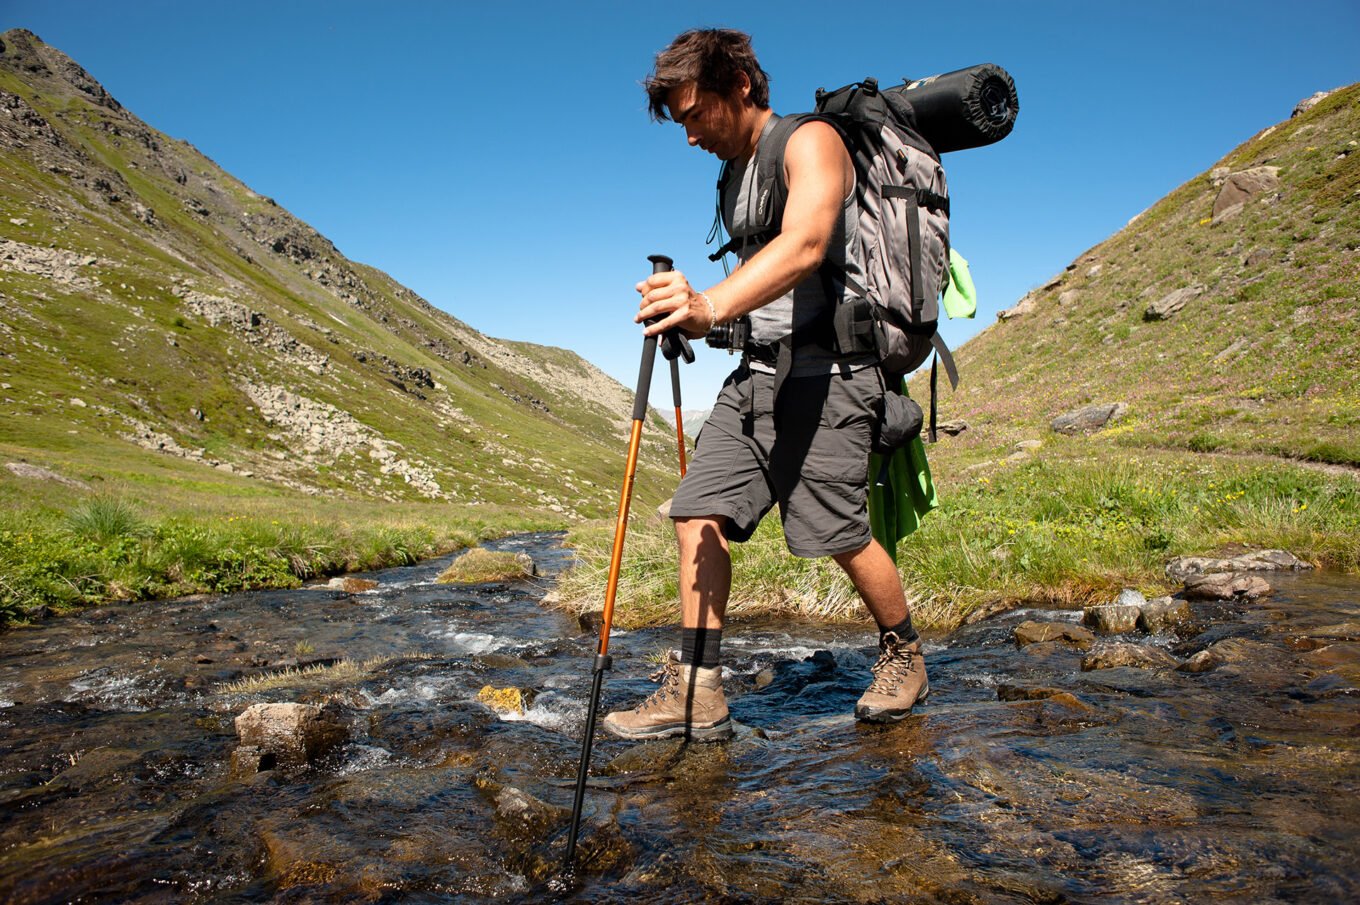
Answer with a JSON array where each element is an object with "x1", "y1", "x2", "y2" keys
[{"x1": 602, "y1": 29, "x2": 927, "y2": 741}]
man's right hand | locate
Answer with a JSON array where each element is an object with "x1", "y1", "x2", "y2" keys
[{"x1": 635, "y1": 269, "x2": 712, "y2": 340}]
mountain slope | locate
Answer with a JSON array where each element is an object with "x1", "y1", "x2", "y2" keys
[
  {"x1": 921, "y1": 84, "x2": 1359, "y2": 469},
  {"x1": 0, "y1": 28, "x2": 672, "y2": 519}
]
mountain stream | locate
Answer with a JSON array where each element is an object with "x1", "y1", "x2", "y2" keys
[{"x1": 1, "y1": 533, "x2": 1357, "y2": 903}]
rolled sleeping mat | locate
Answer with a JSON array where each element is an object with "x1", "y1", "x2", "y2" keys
[{"x1": 888, "y1": 63, "x2": 1018, "y2": 154}]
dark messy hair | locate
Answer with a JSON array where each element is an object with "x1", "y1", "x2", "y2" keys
[{"x1": 643, "y1": 28, "x2": 770, "y2": 122}]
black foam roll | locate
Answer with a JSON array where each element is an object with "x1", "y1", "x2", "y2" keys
[{"x1": 888, "y1": 63, "x2": 1018, "y2": 154}]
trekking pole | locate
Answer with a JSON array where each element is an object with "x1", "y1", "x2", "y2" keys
[
  {"x1": 670, "y1": 356, "x2": 687, "y2": 477},
  {"x1": 564, "y1": 253, "x2": 674, "y2": 869}
]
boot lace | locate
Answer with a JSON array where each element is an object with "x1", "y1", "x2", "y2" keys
[
  {"x1": 866, "y1": 632, "x2": 916, "y2": 695},
  {"x1": 635, "y1": 658, "x2": 682, "y2": 712}
]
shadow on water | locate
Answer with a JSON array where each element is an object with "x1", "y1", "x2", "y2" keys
[{"x1": 1, "y1": 533, "x2": 1358, "y2": 903}]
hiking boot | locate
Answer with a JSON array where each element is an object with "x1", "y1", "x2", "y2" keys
[
  {"x1": 602, "y1": 651, "x2": 732, "y2": 742},
  {"x1": 855, "y1": 632, "x2": 929, "y2": 722}
]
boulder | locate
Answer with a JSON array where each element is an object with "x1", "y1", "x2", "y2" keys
[
  {"x1": 1137, "y1": 597, "x2": 1192, "y2": 633},
  {"x1": 233, "y1": 702, "x2": 347, "y2": 772},
  {"x1": 935, "y1": 419, "x2": 969, "y2": 437},
  {"x1": 1144, "y1": 285, "x2": 1204, "y2": 321},
  {"x1": 1051, "y1": 402, "x2": 1127, "y2": 434},
  {"x1": 1292, "y1": 88, "x2": 1339, "y2": 117},
  {"x1": 1212, "y1": 166, "x2": 1281, "y2": 223},
  {"x1": 1165, "y1": 549, "x2": 1310, "y2": 583},
  {"x1": 1083, "y1": 604, "x2": 1142, "y2": 635},
  {"x1": 1081, "y1": 642, "x2": 1179, "y2": 671},
  {"x1": 1014, "y1": 621, "x2": 1095, "y2": 650},
  {"x1": 1183, "y1": 573, "x2": 1273, "y2": 601},
  {"x1": 997, "y1": 292, "x2": 1037, "y2": 320}
]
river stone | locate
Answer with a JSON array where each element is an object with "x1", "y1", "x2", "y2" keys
[
  {"x1": 996, "y1": 684, "x2": 1071, "y2": 702},
  {"x1": 234, "y1": 702, "x2": 347, "y2": 771},
  {"x1": 1177, "y1": 649, "x2": 1219, "y2": 673},
  {"x1": 1165, "y1": 549, "x2": 1310, "y2": 583},
  {"x1": 1014, "y1": 621, "x2": 1095, "y2": 650},
  {"x1": 1183, "y1": 573, "x2": 1273, "y2": 601},
  {"x1": 1082, "y1": 642, "x2": 1179, "y2": 671},
  {"x1": 477, "y1": 684, "x2": 537, "y2": 715},
  {"x1": 1083, "y1": 604, "x2": 1142, "y2": 635},
  {"x1": 1051, "y1": 402, "x2": 1127, "y2": 434},
  {"x1": 326, "y1": 576, "x2": 379, "y2": 593},
  {"x1": 1138, "y1": 596, "x2": 1192, "y2": 633}
]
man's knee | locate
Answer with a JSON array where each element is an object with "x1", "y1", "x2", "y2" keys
[{"x1": 675, "y1": 516, "x2": 727, "y2": 553}]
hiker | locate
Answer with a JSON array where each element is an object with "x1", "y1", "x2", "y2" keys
[{"x1": 603, "y1": 28, "x2": 927, "y2": 741}]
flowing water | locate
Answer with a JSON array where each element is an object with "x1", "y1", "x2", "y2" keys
[{"x1": 1, "y1": 533, "x2": 1357, "y2": 903}]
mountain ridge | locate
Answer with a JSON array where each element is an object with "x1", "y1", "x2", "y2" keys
[{"x1": 0, "y1": 28, "x2": 672, "y2": 518}]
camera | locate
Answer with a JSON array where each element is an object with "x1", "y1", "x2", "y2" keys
[{"x1": 705, "y1": 315, "x2": 751, "y2": 352}]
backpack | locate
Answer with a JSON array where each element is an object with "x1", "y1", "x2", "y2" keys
[{"x1": 709, "y1": 65, "x2": 1016, "y2": 441}]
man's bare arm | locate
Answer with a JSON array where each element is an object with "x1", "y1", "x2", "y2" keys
[{"x1": 637, "y1": 121, "x2": 853, "y2": 337}]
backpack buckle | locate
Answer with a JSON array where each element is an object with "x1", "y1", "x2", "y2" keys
[{"x1": 862, "y1": 77, "x2": 879, "y2": 96}]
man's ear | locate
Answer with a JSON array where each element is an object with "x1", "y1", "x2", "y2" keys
[{"x1": 735, "y1": 70, "x2": 751, "y2": 101}]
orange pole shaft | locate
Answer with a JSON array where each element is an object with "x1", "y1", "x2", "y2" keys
[
  {"x1": 673, "y1": 408, "x2": 687, "y2": 477},
  {"x1": 597, "y1": 418, "x2": 644, "y2": 656}
]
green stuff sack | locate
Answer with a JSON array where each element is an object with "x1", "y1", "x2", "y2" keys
[
  {"x1": 868, "y1": 434, "x2": 938, "y2": 563},
  {"x1": 942, "y1": 247, "x2": 977, "y2": 320}
]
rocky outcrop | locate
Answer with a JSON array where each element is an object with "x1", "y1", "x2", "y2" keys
[
  {"x1": 1051, "y1": 402, "x2": 1127, "y2": 434},
  {"x1": 177, "y1": 288, "x2": 330, "y2": 375},
  {"x1": 1144, "y1": 285, "x2": 1204, "y2": 321},
  {"x1": 1212, "y1": 166, "x2": 1281, "y2": 223},
  {"x1": 0, "y1": 238, "x2": 100, "y2": 292},
  {"x1": 997, "y1": 291, "x2": 1037, "y2": 320},
  {"x1": 5, "y1": 461, "x2": 91, "y2": 490}
]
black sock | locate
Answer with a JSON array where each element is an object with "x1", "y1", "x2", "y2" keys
[
  {"x1": 879, "y1": 614, "x2": 918, "y2": 645},
  {"x1": 681, "y1": 626, "x2": 723, "y2": 669}
]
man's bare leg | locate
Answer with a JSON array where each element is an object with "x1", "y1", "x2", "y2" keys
[
  {"x1": 831, "y1": 538, "x2": 909, "y2": 629},
  {"x1": 675, "y1": 515, "x2": 732, "y2": 630},
  {"x1": 834, "y1": 538, "x2": 929, "y2": 721}
]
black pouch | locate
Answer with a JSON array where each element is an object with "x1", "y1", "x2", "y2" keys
[
  {"x1": 832, "y1": 296, "x2": 878, "y2": 357},
  {"x1": 872, "y1": 385, "x2": 924, "y2": 454}
]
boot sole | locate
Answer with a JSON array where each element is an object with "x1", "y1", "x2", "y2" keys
[
  {"x1": 601, "y1": 716, "x2": 733, "y2": 742},
  {"x1": 854, "y1": 685, "x2": 929, "y2": 723}
]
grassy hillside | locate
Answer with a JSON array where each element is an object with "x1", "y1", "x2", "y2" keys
[
  {"x1": 558, "y1": 84, "x2": 1360, "y2": 629},
  {"x1": 0, "y1": 29, "x2": 676, "y2": 623}
]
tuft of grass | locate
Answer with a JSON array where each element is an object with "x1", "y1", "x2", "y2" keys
[
  {"x1": 436, "y1": 547, "x2": 531, "y2": 584},
  {"x1": 216, "y1": 652, "x2": 435, "y2": 694}
]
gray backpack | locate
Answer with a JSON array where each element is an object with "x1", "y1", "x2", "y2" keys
[{"x1": 710, "y1": 79, "x2": 957, "y2": 389}]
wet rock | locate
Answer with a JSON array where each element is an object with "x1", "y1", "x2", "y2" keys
[
  {"x1": 1183, "y1": 573, "x2": 1273, "y2": 601},
  {"x1": 996, "y1": 684, "x2": 1072, "y2": 702},
  {"x1": 577, "y1": 610, "x2": 605, "y2": 634},
  {"x1": 230, "y1": 745, "x2": 278, "y2": 779},
  {"x1": 754, "y1": 667, "x2": 777, "y2": 689},
  {"x1": 1165, "y1": 549, "x2": 1310, "y2": 583},
  {"x1": 1204, "y1": 638, "x2": 1277, "y2": 665},
  {"x1": 489, "y1": 783, "x2": 568, "y2": 837},
  {"x1": 477, "y1": 684, "x2": 536, "y2": 715},
  {"x1": 233, "y1": 702, "x2": 347, "y2": 771},
  {"x1": 1303, "y1": 623, "x2": 1360, "y2": 643},
  {"x1": 1177, "y1": 649, "x2": 1219, "y2": 673},
  {"x1": 1051, "y1": 402, "x2": 1127, "y2": 434},
  {"x1": 1083, "y1": 603, "x2": 1142, "y2": 635},
  {"x1": 1081, "y1": 642, "x2": 1179, "y2": 671},
  {"x1": 1137, "y1": 596, "x2": 1192, "y2": 633},
  {"x1": 1014, "y1": 621, "x2": 1095, "y2": 649},
  {"x1": 326, "y1": 576, "x2": 378, "y2": 593}
]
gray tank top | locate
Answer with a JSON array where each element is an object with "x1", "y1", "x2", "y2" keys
[{"x1": 721, "y1": 115, "x2": 870, "y2": 376}]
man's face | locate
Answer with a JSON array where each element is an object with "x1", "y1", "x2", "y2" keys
[{"x1": 665, "y1": 80, "x2": 749, "y2": 161}]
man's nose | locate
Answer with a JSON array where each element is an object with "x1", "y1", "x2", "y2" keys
[{"x1": 685, "y1": 127, "x2": 700, "y2": 147}]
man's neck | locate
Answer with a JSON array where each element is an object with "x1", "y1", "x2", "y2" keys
[{"x1": 740, "y1": 108, "x2": 775, "y2": 162}]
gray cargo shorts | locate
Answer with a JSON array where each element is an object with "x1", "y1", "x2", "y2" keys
[{"x1": 668, "y1": 362, "x2": 881, "y2": 558}]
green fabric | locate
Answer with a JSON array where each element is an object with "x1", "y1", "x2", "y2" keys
[
  {"x1": 942, "y1": 247, "x2": 977, "y2": 320},
  {"x1": 868, "y1": 433, "x2": 938, "y2": 563}
]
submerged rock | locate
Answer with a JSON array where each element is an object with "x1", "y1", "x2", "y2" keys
[
  {"x1": 233, "y1": 702, "x2": 348, "y2": 773},
  {"x1": 1014, "y1": 621, "x2": 1095, "y2": 650},
  {"x1": 1082, "y1": 642, "x2": 1179, "y2": 671},
  {"x1": 1177, "y1": 649, "x2": 1219, "y2": 673}
]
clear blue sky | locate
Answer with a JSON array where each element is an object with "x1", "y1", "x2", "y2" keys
[{"x1": 4, "y1": 1, "x2": 1357, "y2": 404}]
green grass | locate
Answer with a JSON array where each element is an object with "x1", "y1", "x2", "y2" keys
[{"x1": 553, "y1": 447, "x2": 1360, "y2": 631}]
